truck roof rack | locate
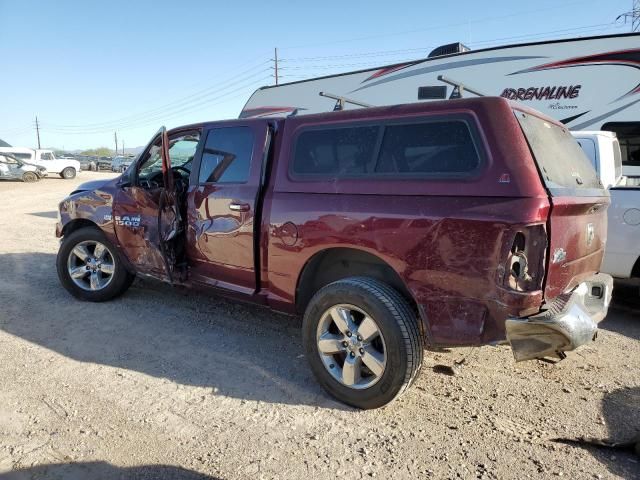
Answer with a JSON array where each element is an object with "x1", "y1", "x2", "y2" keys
[{"x1": 319, "y1": 91, "x2": 375, "y2": 111}]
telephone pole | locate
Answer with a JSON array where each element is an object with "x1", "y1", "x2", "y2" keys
[
  {"x1": 35, "y1": 116, "x2": 41, "y2": 149},
  {"x1": 122, "y1": 140, "x2": 125, "y2": 156},
  {"x1": 274, "y1": 47, "x2": 279, "y2": 85},
  {"x1": 114, "y1": 131, "x2": 118, "y2": 155}
]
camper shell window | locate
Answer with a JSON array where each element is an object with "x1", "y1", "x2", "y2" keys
[
  {"x1": 291, "y1": 116, "x2": 483, "y2": 179},
  {"x1": 516, "y1": 111, "x2": 600, "y2": 192}
]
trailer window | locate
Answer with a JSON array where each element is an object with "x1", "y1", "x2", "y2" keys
[
  {"x1": 602, "y1": 122, "x2": 640, "y2": 167},
  {"x1": 199, "y1": 127, "x2": 254, "y2": 184},
  {"x1": 375, "y1": 120, "x2": 480, "y2": 175}
]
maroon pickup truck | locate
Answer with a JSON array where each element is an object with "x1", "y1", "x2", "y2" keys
[{"x1": 55, "y1": 97, "x2": 612, "y2": 409}]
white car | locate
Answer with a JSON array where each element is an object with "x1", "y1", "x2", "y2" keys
[
  {"x1": 0, "y1": 153, "x2": 46, "y2": 182},
  {"x1": 0, "y1": 147, "x2": 80, "y2": 179}
]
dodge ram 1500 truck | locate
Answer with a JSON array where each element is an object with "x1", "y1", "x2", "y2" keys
[{"x1": 55, "y1": 97, "x2": 613, "y2": 409}]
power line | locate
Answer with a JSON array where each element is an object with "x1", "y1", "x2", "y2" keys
[
  {"x1": 41, "y1": 69, "x2": 270, "y2": 133},
  {"x1": 43, "y1": 60, "x2": 270, "y2": 130},
  {"x1": 38, "y1": 76, "x2": 270, "y2": 135},
  {"x1": 278, "y1": 0, "x2": 593, "y2": 50},
  {"x1": 276, "y1": 22, "x2": 623, "y2": 80}
]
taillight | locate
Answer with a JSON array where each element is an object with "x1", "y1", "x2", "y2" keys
[{"x1": 501, "y1": 225, "x2": 547, "y2": 292}]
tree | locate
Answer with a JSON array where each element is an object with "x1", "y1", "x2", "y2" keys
[{"x1": 80, "y1": 147, "x2": 114, "y2": 157}]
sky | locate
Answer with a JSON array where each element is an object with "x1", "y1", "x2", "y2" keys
[{"x1": 0, "y1": 0, "x2": 634, "y2": 151}]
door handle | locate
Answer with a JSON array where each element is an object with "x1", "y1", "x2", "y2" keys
[{"x1": 229, "y1": 202, "x2": 250, "y2": 212}]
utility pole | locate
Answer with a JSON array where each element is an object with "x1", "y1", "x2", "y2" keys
[
  {"x1": 617, "y1": 0, "x2": 640, "y2": 31},
  {"x1": 122, "y1": 140, "x2": 125, "y2": 156},
  {"x1": 274, "y1": 47, "x2": 279, "y2": 85},
  {"x1": 35, "y1": 116, "x2": 41, "y2": 149},
  {"x1": 114, "y1": 131, "x2": 118, "y2": 155}
]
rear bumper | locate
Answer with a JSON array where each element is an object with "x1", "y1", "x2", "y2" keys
[{"x1": 505, "y1": 273, "x2": 613, "y2": 361}]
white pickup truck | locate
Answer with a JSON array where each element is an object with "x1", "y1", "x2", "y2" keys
[
  {"x1": 573, "y1": 131, "x2": 640, "y2": 291},
  {"x1": 0, "y1": 147, "x2": 80, "y2": 179}
]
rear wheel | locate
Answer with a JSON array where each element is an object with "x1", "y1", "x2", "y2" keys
[
  {"x1": 61, "y1": 167, "x2": 76, "y2": 179},
  {"x1": 22, "y1": 171, "x2": 38, "y2": 182},
  {"x1": 57, "y1": 227, "x2": 135, "y2": 302},
  {"x1": 302, "y1": 276, "x2": 424, "y2": 409}
]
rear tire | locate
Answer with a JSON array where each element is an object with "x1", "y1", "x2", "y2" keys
[
  {"x1": 302, "y1": 276, "x2": 424, "y2": 409},
  {"x1": 22, "y1": 171, "x2": 38, "y2": 182},
  {"x1": 61, "y1": 167, "x2": 76, "y2": 179},
  {"x1": 57, "y1": 227, "x2": 135, "y2": 302}
]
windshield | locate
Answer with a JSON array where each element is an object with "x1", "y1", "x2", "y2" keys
[{"x1": 515, "y1": 110, "x2": 601, "y2": 191}]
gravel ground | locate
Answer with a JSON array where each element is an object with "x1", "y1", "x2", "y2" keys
[{"x1": 0, "y1": 172, "x2": 638, "y2": 480}]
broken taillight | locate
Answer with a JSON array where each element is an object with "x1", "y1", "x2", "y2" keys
[{"x1": 501, "y1": 225, "x2": 547, "y2": 292}]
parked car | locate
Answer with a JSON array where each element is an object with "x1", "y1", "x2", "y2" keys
[
  {"x1": 76, "y1": 156, "x2": 97, "y2": 171},
  {"x1": 111, "y1": 156, "x2": 134, "y2": 173},
  {"x1": 573, "y1": 131, "x2": 640, "y2": 293},
  {"x1": 97, "y1": 156, "x2": 112, "y2": 170},
  {"x1": 54, "y1": 97, "x2": 613, "y2": 408},
  {"x1": 0, "y1": 153, "x2": 47, "y2": 182},
  {"x1": 0, "y1": 147, "x2": 80, "y2": 179}
]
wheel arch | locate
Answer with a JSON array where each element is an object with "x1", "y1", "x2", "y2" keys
[
  {"x1": 61, "y1": 218, "x2": 100, "y2": 237},
  {"x1": 294, "y1": 247, "x2": 418, "y2": 318}
]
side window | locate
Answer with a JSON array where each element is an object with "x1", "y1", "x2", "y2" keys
[
  {"x1": 137, "y1": 132, "x2": 199, "y2": 185},
  {"x1": 199, "y1": 127, "x2": 254, "y2": 184},
  {"x1": 292, "y1": 126, "x2": 379, "y2": 176},
  {"x1": 375, "y1": 121, "x2": 480, "y2": 175},
  {"x1": 14, "y1": 153, "x2": 32, "y2": 161},
  {"x1": 602, "y1": 122, "x2": 640, "y2": 167},
  {"x1": 40, "y1": 152, "x2": 53, "y2": 160}
]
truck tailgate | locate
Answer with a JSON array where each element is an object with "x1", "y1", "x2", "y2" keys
[
  {"x1": 514, "y1": 109, "x2": 610, "y2": 300},
  {"x1": 545, "y1": 196, "x2": 609, "y2": 298}
]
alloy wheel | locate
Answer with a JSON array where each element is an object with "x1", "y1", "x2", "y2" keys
[
  {"x1": 66, "y1": 240, "x2": 115, "y2": 291},
  {"x1": 316, "y1": 304, "x2": 387, "y2": 389}
]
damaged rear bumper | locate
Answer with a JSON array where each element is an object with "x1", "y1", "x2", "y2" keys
[{"x1": 505, "y1": 273, "x2": 613, "y2": 361}]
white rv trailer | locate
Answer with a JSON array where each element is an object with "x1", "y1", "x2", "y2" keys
[{"x1": 241, "y1": 33, "x2": 640, "y2": 177}]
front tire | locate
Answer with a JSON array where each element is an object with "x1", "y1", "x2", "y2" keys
[
  {"x1": 302, "y1": 277, "x2": 424, "y2": 409},
  {"x1": 61, "y1": 167, "x2": 76, "y2": 179},
  {"x1": 57, "y1": 227, "x2": 135, "y2": 302},
  {"x1": 22, "y1": 171, "x2": 38, "y2": 182}
]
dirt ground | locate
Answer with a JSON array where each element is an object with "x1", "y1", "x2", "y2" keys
[{"x1": 0, "y1": 172, "x2": 638, "y2": 480}]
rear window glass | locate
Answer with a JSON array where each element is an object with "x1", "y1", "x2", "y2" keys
[
  {"x1": 292, "y1": 119, "x2": 481, "y2": 177},
  {"x1": 515, "y1": 111, "x2": 600, "y2": 190}
]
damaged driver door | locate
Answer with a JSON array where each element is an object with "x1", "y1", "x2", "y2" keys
[{"x1": 112, "y1": 127, "x2": 184, "y2": 282}]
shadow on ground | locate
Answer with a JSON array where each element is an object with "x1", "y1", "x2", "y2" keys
[
  {"x1": 29, "y1": 210, "x2": 58, "y2": 219},
  {"x1": 0, "y1": 462, "x2": 218, "y2": 479},
  {"x1": 0, "y1": 252, "x2": 346, "y2": 409},
  {"x1": 556, "y1": 387, "x2": 640, "y2": 478}
]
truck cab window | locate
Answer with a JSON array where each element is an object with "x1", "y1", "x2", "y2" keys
[
  {"x1": 199, "y1": 127, "x2": 254, "y2": 184},
  {"x1": 137, "y1": 133, "x2": 199, "y2": 189},
  {"x1": 40, "y1": 152, "x2": 53, "y2": 160}
]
